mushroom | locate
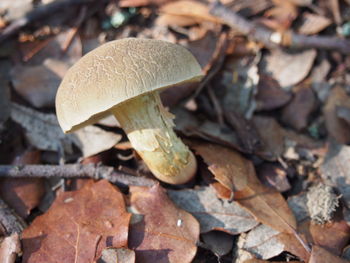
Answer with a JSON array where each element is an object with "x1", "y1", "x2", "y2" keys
[{"x1": 55, "y1": 38, "x2": 203, "y2": 184}]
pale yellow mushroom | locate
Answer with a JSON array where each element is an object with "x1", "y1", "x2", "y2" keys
[{"x1": 55, "y1": 38, "x2": 203, "y2": 184}]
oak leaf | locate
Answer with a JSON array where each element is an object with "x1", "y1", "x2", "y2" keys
[
  {"x1": 128, "y1": 184, "x2": 199, "y2": 263},
  {"x1": 22, "y1": 180, "x2": 130, "y2": 263}
]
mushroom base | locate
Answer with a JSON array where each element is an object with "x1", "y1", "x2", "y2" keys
[{"x1": 111, "y1": 92, "x2": 197, "y2": 184}]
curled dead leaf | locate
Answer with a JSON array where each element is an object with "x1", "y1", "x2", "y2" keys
[{"x1": 190, "y1": 141, "x2": 297, "y2": 234}]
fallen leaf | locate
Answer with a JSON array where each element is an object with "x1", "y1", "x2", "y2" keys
[
  {"x1": 160, "y1": 1, "x2": 223, "y2": 24},
  {"x1": 10, "y1": 103, "x2": 121, "y2": 157},
  {"x1": 0, "y1": 233, "x2": 21, "y2": 263},
  {"x1": 22, "y1": 180, "x2": 130, "y2": 263},
  {"x1": 262, "y1": 49, "x2": 317, "y2": 89},
  {"x1": 298, "y1": 12, "x2": 332, "y2": 35},
  {"x1": 190, "y1": 141, "x2": 297, "y2": 234},
  {"x1": 224, "y1": 110, "x2": 261, "y2": 154},
  {"x1": 243, "y1": 224, "x2": 284, "y2": 259},
  {"x1": 200, "y1": 164, "x2": 233, "y2": 200},
  {"x1": 190, "y1": 141, "x2": 249, "y2": 192},
  {"x1": 257, "y1": 163, "x2": 291, "y2": 192},
  {"x1": 320, "y1": 143, "x2": 350, "y2": 211},
  {"x1": 252, "y1": 116, "x2": 285, "y2": 160},
  {"x1": 222, "y1": 55, "x2": 260, "y2": 117},
  {"x1": 255, "y1": 74, "x2": 292, "y2": 111},
  {"x1": 323, "y1": 86, "x2": 350, "y2": 144},
  {"x1": 243, "y1": 224, "x2": 308, "y2": 261},
  {"x1": 281, "y1": 85, "x2": 317, "y2": 131},
  {"x1": 264, "y1": 0, "x2": 298, "y2": 31},
  {"x1": 307, "y1": 220, "x2": 350, "y2": 255},
  {"x1": 11, "y1": 59, "x2": 69, "y2": 108},
  {"x1": 156, "y1": 14, "x2": 198, "y2": 27},
  {"x1": 128, "y1": 184, "x2": 199, "y2": 263},
  {"x1": 309, "y1": 246, "x2": 350, "y2": 263},
  {"x1": 168, "y1": 186, "x2": 259, "y2": 234},
  {"x1": 201, "y1": 231, "x2": 234, "y2": 257},
  {"x1": 97, "y1": 248, "x2": 135, "y2": 263},
  {"x1": 0, "y1": 150, "x2": 45, "y2": 218}
]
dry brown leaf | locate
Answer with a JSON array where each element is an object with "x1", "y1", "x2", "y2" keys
[
  {"x1": 160, "y1": 0, "x2": 223, "y2": 24},
  {"x1": 97, "y1": 248, "x2": 135, "y2": 263},
  {"x1": 0, "y1": 233, "x2": 21, "y2": 263},
  {"x1": 190, "y1": 141, "x2": 297, "y2": 234},
  {"x1": 255, "y1": 74, "x2": 292, "y2": 111},
  {"x1": 298, "y1": 12, "x2": 332, "y2": 35},
  {"x1": 306, "y1": 220, "x2": 350, "y2": 256},
  {"x1": 128, "y1": 184, "x2": 199, "y2": 263},
  {"x1": 263, "y1": 48, "x2": 317, "y2": 89},
  {"x1": 155, "y1": 14, "x2": 198, "y2": 27},
  {"x1": 277, "y1": 232, "x2": 310, "y2": 261},
  {"x1": 281, "y1": 85, "x2": 317, "y2": 131},
  {"x1": 309, "y1": 246, "x2": 350, "y2": 263},
  {"x1": 0, "y1": 150, "x2": 45, "y2": 218},
  {"x1": 264, "y1": 0, "x2": 298, "y2": 31},
  {"x1": 168, "y1": 186, "x2": 259, "y2": 234},
  {"x1": 190, "y1": 141, "x2": 249, "y2": 192},
  {"x1": 323, "y1": 86, "x2": 350, "y2": 144},
  {"x1": 22, "y1": 180, "x2": 130, "y2": 263},
  {"x1": 243, "y1": 223, "x2": 309, "y2": 261}
]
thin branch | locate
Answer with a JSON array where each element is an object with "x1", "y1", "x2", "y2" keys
[
  {"x1": 0, "y1": 198, "x2": 27, "y2": 235},
  {"x1": 209, "y1": 1, "x2": 350, "y2": 54},
  {"x1": 0, "y1": 164, "x2": 156, "y2": 188}
]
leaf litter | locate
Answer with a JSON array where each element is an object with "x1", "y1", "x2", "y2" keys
[{"x1": 2, "y1": 0, "x2": 350, "y2": 262}]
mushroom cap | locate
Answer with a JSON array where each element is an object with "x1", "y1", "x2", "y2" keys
[{"x1": 56, "y1": 38, "x2": 203, "y2": 133}]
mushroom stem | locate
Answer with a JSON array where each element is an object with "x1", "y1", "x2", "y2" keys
[{"x1": 111, "y1": 92, "x2": 197, "y2": 184}]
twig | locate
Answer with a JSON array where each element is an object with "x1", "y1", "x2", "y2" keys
[
  {"x1": 0, "y1": 0, "x2": 94, "y2": 43},
  {"x1": 0, "y1": 164, "x2": 156, "y2": 188},
  {"x1": 0, "y1": 198, "x2": 27, "y2": 235},
  {"x1": 61, "y1": 5, "x2": 87, "y2": 53},
  {"x1": 192, "y1": 32, "x2": 229, "y2": 98},
  {"x1": 210, "y1": 1, "x2": 350, "y2": 54}
]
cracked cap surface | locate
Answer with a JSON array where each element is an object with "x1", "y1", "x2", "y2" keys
[{"x1": 55, "y1": 38, "x2": 203, "y2": 133}]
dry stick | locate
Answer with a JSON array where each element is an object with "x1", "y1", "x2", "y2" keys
[
  {"x1": 0, "y1": 164, "x2": 156, "y2": 188},
  {"x1": 209, "y1": 1, "x2": 350, "y2": 54},
  {"x1": 0, "y1": 198, "x2": 27, "y2": 235},
  {"x1": 192, "y1": 32, "x2": 229, "y2": 98},
  {"x1": 0, "y1": 0, "x2": 95, "y2": 43}
]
